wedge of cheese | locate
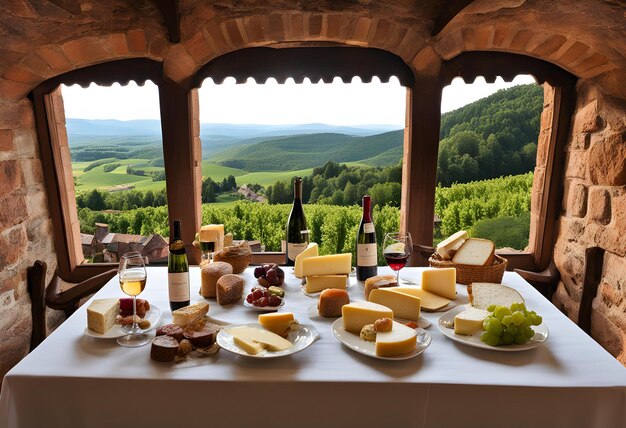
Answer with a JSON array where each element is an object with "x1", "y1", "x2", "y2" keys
[
  {"x1": 87, "y1": 299, "x2": 120, "y2": 334},
  {"x1": 342, "y1": 301, "x2": 393, "y2": 334},
  {"x1": 304, "y1": 274, "x2": 348, "y2": 293},
  {"x1": 294, "y1": 243, "x2": 319, "y2": 278},
  {"x1": 258, "y1": 312, "x2": 296, "y2": 337},
  {"x1": 436, "y1": 230, "x2": 469, "y2": 259},
  {"x1": 368, "y1": 288, "x2": 421, "y2": 321},
  {"x1": 375, "y1": 320, "x2": 417, "y2": 357},
  {"x1": 454, "y1": 307, "x2": 490, "y2": 335},
  {"x1": 392, "y1": 287, "x2": 451, "y2": 312},
  {"x1": 172, "y1": 302, "x2": 209, "y2": 327},
  {"x1": 229, "y1": 325, "x2": 293, "y2": 354},
  {"x1": 421, "y1": 268, "x2": 457, "y2": 300},
  {"x1": 301, "y1": 253, "x2": 352, "y2": 277}
]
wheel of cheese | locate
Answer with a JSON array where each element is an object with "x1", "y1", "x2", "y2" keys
[
  {"x1": 216, "y1": 274, "x2": 244, "y2": 305},
  {"x1": 317, "y1": 288, "x2": 350, "y2": 317},
  {"x1": 200, "y1": 262, "x2": 233, "y2": 298},
  {"x1": 150, "y1": 335, "x2": 179, "y2": 362}
]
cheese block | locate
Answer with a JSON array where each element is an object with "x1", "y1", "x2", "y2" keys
[
  {"x1": 172, "y1": 302, "x2": 209, "y2": 327},
  {"x1": 452, "y1": 238, "x2": 495, "y2": 266},
  {"x1": 258, "y1": 312, "x2": 296, "y2": 337},
  {"x1": 421, "y1": 268, "x2": 457, "y2": 300},
  {"x1": 436, "y1": 230, "x2": 469, "y2": 259},
  {"x1": 368, "y1": 288, "x2": 421, "y2": 321},
  {"x1": 375, "y1": 320, "x2": 417, "y2": 357},
  {"x1": 454, "y1": 307, "x2": 490, "y2": 335},
  {"x1": 468, "y1": 282, "x2": 524, "y2": 310},
  {"x1": 229, "y1": 326, "x2": 293, "y2": 354},
  {"x1": 87, "y1": 299, "x2": 120, "y2": 334},
  {"x1": 391, "y1": 287, "x2": 451, "y2": 312},
  {"x1": 294, "y1": 243, "x2": 319, "y2": 278},
  {"x1": 304, "y1": 274, "x2": 348, "y2": 293},
  {"x1": 301, "y1": 253, "x2": 352, "y2": 277},
  {"x1": 341, "y1": 301, "x2": 394, "y2": 334}
]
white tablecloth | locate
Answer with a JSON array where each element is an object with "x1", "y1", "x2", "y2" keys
[{"x1": 2, "y1": 267, "x2": 625, "y2": 428}]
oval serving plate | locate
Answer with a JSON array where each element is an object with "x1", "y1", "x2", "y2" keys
[{"x1": 84, "y1": 305, "x2": 162, "y2": 339}]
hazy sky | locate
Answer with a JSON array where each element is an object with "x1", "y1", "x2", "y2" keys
[{"x1": 62, "y1": 74, "x2": 536, "y2": 126}]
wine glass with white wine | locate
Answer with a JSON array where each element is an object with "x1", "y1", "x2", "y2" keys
[{"x1": 117, "y1": 251, "x2": 150, "y2": 347}]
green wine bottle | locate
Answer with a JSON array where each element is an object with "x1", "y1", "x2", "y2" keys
[
  {"x1": 168, "y1": 220, "x2": 190, "y2": 311},
  {"x1": 285, "y1": 177, "x2": 309, "y2": 266}
]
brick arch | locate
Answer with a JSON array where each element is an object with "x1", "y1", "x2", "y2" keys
[
  {"x1": 435, "y1": 24, "x2": 615, "y2": 81},
  {"x1": 166, "y1": 13, "x2": 427, "y2": 83}
]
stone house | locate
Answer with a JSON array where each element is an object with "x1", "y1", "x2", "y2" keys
[{"x1": 0, "y1": 0, "x2": 624, "y2": 386}]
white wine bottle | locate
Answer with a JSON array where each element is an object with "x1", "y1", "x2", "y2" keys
[
  {"x1": 356, "y1": 195, "x2": 378, "y2": 281},
  {"x1": 168, "y1": 220, "x2": 190, "y2": 311},
  {"x1": 285, "y1": 177, "x2": 309, "y2": 266}
]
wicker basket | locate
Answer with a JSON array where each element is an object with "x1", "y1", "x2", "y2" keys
[{"x1": 428, "y1": 253, "x2": 508, "y2": 285}]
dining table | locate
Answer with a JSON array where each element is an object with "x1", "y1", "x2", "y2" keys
[{"x1": 1, "y1": 266, "x2": 625, "y2": 428}]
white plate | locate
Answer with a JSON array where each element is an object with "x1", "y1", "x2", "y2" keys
[
  {"x1": 84, "y1": 305, "x2": 162, "y2": 339},
  {"x1": 438, "y1": 305, "x2": 549, "y2": 352},
  {"x1": 217, "y1": 323, "x2": 320, "y2": 358},
  {"x1": 243, "y1": 299, "x2": 285, "y2": 312},
  {"x1": 331, "y1": 318, "x2": 431, "y2": 360}
]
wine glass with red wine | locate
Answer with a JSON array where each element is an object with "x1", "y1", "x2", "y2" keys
[{"x1": 382, "y1": 232, "x2": 413, "y2": 284}]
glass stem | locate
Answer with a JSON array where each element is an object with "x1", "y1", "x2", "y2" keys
[
  {"x1": 131, "y1": 295, "x2": 138, "y2": 334},
  {"x1": 396, "y1": 269, "x2": 400, "y2": 284}
]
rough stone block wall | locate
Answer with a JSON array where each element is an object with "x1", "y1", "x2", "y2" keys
[
  {"x1": 0, "y1": 99, "x2": 60, "y2": 381},
  {"x1": 553, "y1": 80, "x2": 626, "y2": 364}
]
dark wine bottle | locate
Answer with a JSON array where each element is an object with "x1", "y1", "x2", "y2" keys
[
  {"x1": 168, "y1": 220, "x2": 190, "y2": 311},
  {"x1": 285, "y1": 177, "x2": 309, "y2": 266},
  {"x1": 356, "y1": 195, "x2": 378, "y2": 281}
]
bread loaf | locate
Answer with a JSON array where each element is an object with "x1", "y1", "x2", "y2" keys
[
  {"x1": 200, "y1": 262, "x2": 233, "y2": 298},
  {"x1": 468, "y1": 282, "x2": 524, "y2": 309},
  {"x1": 216, "y1": 274, "x2": 244, "y2": 305},
  {"x1": 318, "y1": 288, "x2": 350, "y2": 317},
  {"x1": 364, "y1": 275, "x2": 397, "y2": 299},
  {"x1": 213, "y1": 241, "x2": 252, "y2": 273},
  {"x1": 452, "y1": 238, "x2": 495, "y2": 266}
]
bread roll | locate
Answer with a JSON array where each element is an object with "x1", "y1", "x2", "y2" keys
[
  {"x1": 364, "y1": 275, "x2": 397, "y2": 299},
  {"x1": 200, "y1": 262, "x2": 233, "y2": 298},
  {"x1": 216, "y1": 274, "x2": 244, "y2": 305},
  {"x1": 318, "y1": 288, "x2": 350, "y2": 317}
]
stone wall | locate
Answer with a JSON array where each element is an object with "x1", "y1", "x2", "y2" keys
[
  {"x1": 553, "y1": 80, "x2": 626, "y2": 364},
  {"x1": 0, "y1": 99, "x2": 60, "y2": 380}
]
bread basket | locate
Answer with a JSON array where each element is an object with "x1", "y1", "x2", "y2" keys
[{"x1": 428, "y1": 253, "x2": 508, "y2": 285}]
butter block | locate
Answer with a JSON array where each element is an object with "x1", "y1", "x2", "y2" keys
[
  {"x1": 294, "y1": 243, "x2": 319, "y2": 278},
  {"x1": 392, "y1": 287, "x2": 451, "y2": 312},
  {"x1": 368, "y1": 288, "x2": 421, "y2": 321},
  {"x1": 375, "y1": 321, "x2": 417, "y2": 357},
  {"x1": 304, "y1": 274, "x2": 348, "y2": 293},
  {"x1": 301, "y1": 253, "x2": 352, "y2": 277},
  {"x1": 436, "y1": 230, "x2": 469, "y2": 259},
  {"x1": 342, "y1": 301, "x2": 393, "y2": 334},
  {"x1": 258, "y1": 312, "x2": 296, "y2": 337},
  {"x1": 87, "y1": 299, "x2": 120, "y2": 334},
  {"x1": 454, "y1": 307, "x2": 490, "y2": 335},
  {"x1": 421, "y1": 268, "x2": 457, "y2": 300},
  {"x1": 229, "y1": 326, "x2": 293, "y2": 354}
]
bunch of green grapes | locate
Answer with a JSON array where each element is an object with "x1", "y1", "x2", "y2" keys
[{"x1": 480, "y1": 302, "x2": 542, "y2": 346}]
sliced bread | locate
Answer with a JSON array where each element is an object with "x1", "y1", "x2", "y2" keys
[
  {"x1": 436, "y1": 230, "x2": 469, "y2": 259},
  {"x1": 452, "y1": 238, "x2": 495, "y2": 266},
  {"x1": 468, "y1": 282, "x2": 524, "y2": 310}
]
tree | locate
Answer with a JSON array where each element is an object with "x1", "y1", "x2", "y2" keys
[
  {"x1": 227, "y1": 175, "x2": 237, "y2": 190},
  {"x1": 86, "y1": 189, "x2": 105, "y2": 211},
  {"x1": 143, "y1": 190, "x2": 155, "y2": 207},
  {"x1": 368, "y1": 182, "x2": 401, "y2": 207},
  {"x1": 343, "y1": 181, "x2": 358, "y2": 206}
]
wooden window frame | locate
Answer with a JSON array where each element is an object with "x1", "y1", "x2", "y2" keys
[{"x1": 32, "y1": 49, "x2": 575, "y2": 281}]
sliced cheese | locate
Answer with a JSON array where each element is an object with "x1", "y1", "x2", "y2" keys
[
  {"x1": 87, "y1": 298, "x2": 120, "y2": 334},
  {"x1": 436, "y1": 230, "x2": 469, "y2": 259},
  {"x1": 294, "y1": 243, "x2": 319, "y2": 278},
  {"x1": 368, "y1": 288, "x2": 421, "y2": 321},
  {"x1": 229, "y1": 326, "x2": 293, "y2": 354},
  {"x1": 375, "y1": 320, "x2": 417, "y2": 357},
  {"x1": 454, "y1": 307, "x2": 490, "y2": 335},
  {"x1": 258, "y1": 312, "x2": 295, "y2": 336},
  {"x1": 342, "y1": 301, "x2": 393, "y2": 334},
  {"x1": 301, "y1": 253, "x2": 352, "y2": 277},
  {"x1": 304, "y1": 274, "x2": 348, "y2": 293},
  {"x1": 392, "y1": 287, "x2": 451, "y2": 312},
  {"x1": 421, "y1": 268, "x2": 457, "y2": 300}
]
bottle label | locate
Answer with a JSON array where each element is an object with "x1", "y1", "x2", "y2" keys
[
  {"x1": 287, "y1": 242, "x2": 309, "y2": 261},
  {"x1": 357, "y1": 243, "x2": 378, "y2": 267},
  {"x1": 168, "y1": 272, "x2": 190, "y2": 302},
  {"x1": 363, "y1": 223, "x2": 375, "y2": 234}
]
